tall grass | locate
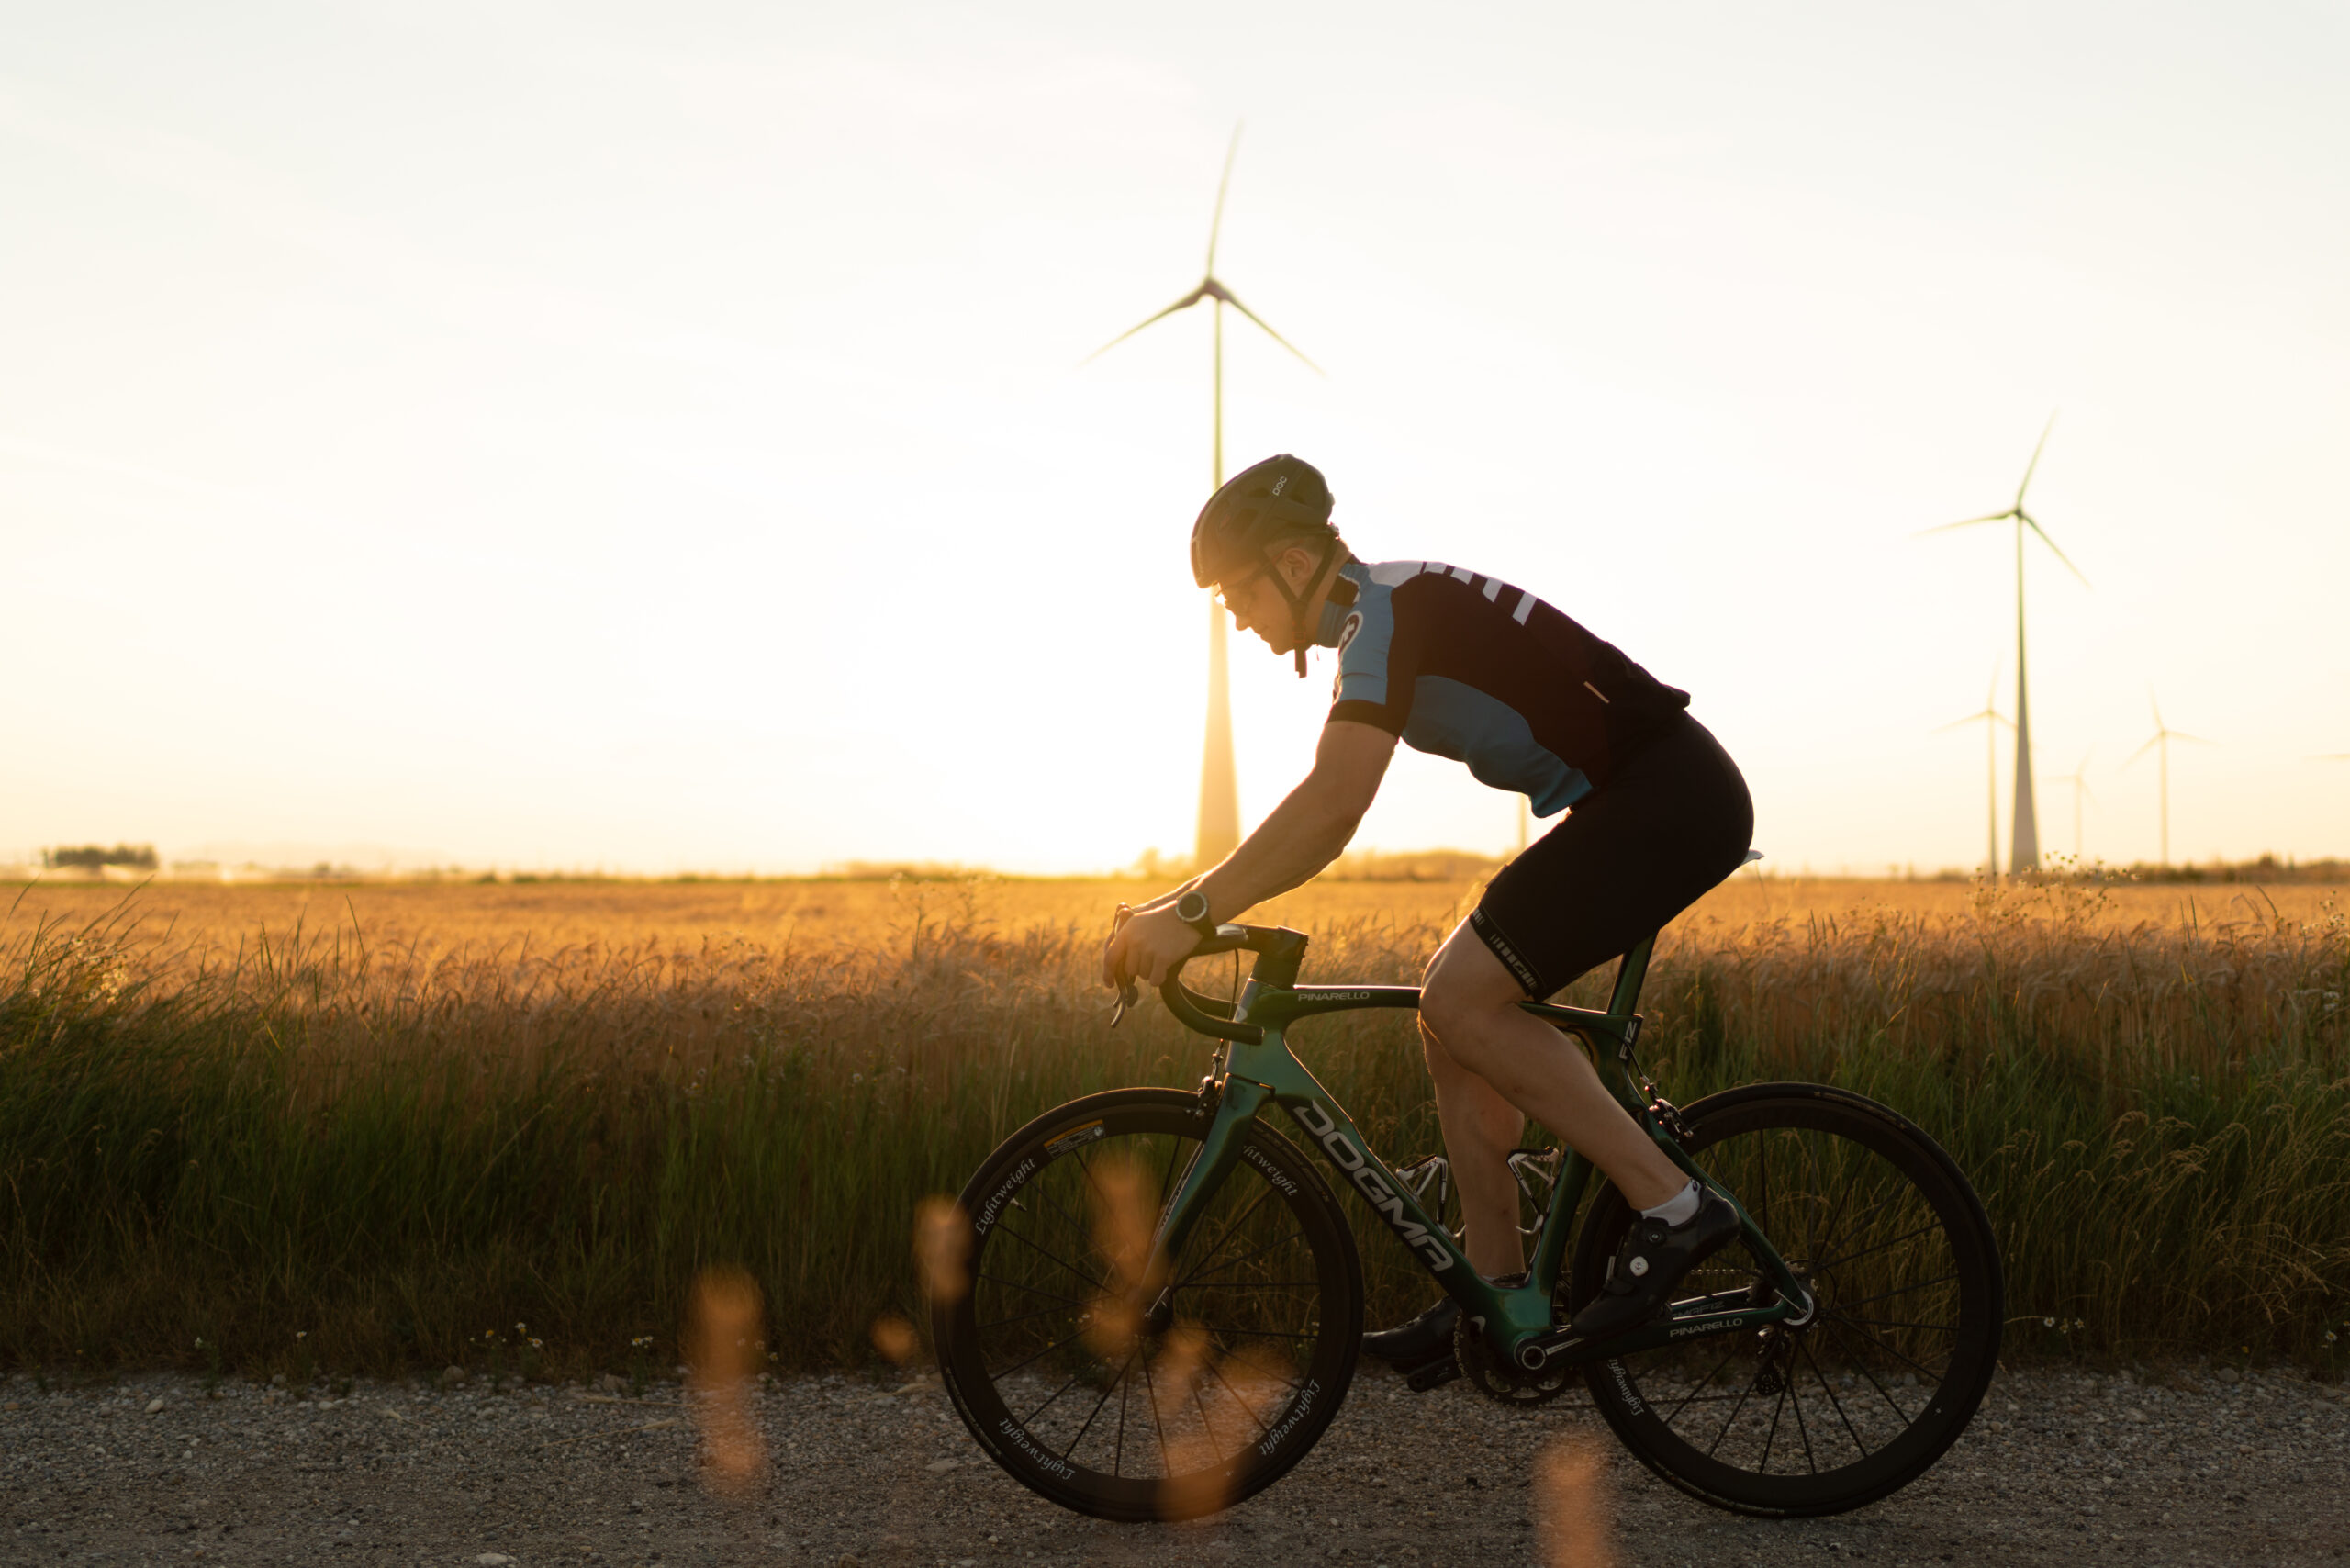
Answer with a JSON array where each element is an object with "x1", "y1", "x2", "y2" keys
[{"x1": 2, "y1": 879, "x2": 2344, "y2": 1381}]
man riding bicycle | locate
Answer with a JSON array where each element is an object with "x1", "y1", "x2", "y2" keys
[{"x1": 1102, "y1": 454, "x2": 1756, "y2": 1383}]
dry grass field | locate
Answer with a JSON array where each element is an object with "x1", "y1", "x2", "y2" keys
[
  {"x1": 9, "y1": 870, "x2": 2339, "y2": 967},
  {"x1": 4, "y1": 870, "x2": 2345, "y2": 1386}
]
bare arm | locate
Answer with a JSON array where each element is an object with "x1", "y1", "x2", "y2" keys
[
  {"x1": 1193, "y1": 720, "x2": 1396, "y2": 922},
  {"x1": 1103, "y1": 722, "x2": 1395, "y2": 988}
]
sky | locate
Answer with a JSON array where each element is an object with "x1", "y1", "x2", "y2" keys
[{"x1": 3, "y1": 1, "x2": 2344, "y2": 877}]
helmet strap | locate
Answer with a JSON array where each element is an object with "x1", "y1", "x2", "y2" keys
[{"x1": 1267, "y1": 537, "x2": 1344, "y2": 680}]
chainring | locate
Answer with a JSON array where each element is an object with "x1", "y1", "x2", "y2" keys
[{"x1": 1453, "y1": 1296, "x2": 1576, "y2": 1406}]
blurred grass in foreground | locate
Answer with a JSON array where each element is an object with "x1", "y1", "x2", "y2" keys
[{"x1": 2, "y1": 877, "x2": 2344, "y2": 1381}]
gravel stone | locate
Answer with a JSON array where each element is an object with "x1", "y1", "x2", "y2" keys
[{"x1": 1, "y1": 1364, "x2": 2342, "y2": 1562}]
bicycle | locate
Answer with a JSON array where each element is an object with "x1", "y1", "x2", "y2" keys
[{"x1": 932, "y1": 920, "x2": 2002, "y2": 1522}]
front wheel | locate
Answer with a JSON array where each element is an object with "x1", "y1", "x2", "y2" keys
[
  {"x1": 934, "y1": 1089, "x2": 1363, "y2": 1521},
  {"x1": 1571, "y1": 1082, "x2": 2003, "y2": 1518}
]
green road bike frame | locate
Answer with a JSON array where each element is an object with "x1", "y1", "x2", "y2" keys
[{"x1": 1141, "y1": 924, "x2": 1816, "y2": 1374}]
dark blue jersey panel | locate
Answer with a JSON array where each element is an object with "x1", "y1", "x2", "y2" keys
[{"x1": 1322, "y1": 559, "x2": 1690, "y2": 812}]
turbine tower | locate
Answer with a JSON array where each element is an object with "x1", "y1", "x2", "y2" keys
[
  {"x1": 1086, "y1": 126, "x2": 1320, "y2": 869},
  {"x1": 2127, "y1": 693, "x2": 2212, "y2": 868},
  {"x1": 2041, "y1": 750, "x2": 2096, "y2": 862},
  {"x1": 1937, "y1": 668, "x2": 2013, "y2": 879},
  {"x1": 1922, "y1": 414, "x2": 2087, "y2": 876}
]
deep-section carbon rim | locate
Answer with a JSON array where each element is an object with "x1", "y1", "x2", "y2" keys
[
  {"x1": 1572, "y1": 1084, "x2": 2003, "y2": 1518},
  {"x1": 936, "y1": 1089, "x2": 1362, "y2": 1521}
]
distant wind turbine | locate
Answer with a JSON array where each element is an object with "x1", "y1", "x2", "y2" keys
[
  {"x1": 1938, "y1": 668, "x2": 2014, "y2": 879},
  {"x1": 1921, "y1": 413, "x2": 2088, "y2": 876},
  {"x1": 2126, "y1": 693, "x2": 2213, "y2": 868},
  {"x1": 2040, "y1": 750, "x2": 2096, "y2": 862},
  {"x1": 1084, "y1": 126, "x2": 1321, "y2": 870}
]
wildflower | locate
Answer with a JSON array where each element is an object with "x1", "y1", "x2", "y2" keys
[
  {"x1": 529, "y1": 1338, "x2": 544, "y2": 1350},
  {"x1": 2043, "y1": 1317, "x2": 2055, "y2": 1328}
]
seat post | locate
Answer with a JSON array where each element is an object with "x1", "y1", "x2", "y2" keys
[{"x1": 1606, "y1": 935, "x2": 1656, "y2": 1017}]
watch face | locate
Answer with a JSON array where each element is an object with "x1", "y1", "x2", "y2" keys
[{"x1": 1177, "y1": 891, "x2": 1209, "y2": 925}]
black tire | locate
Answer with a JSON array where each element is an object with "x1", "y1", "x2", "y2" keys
[
  {"x1": 1570, "y1": 1082, "x2": 2002, "y2": 1518},
  {"x1": 934, "y1": 1089, "x2": 1363, "y2": 1521}
]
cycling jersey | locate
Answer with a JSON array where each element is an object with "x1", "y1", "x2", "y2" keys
[{"x1": 1315, "y1": 558, "x2": 1693, "y2": 815}]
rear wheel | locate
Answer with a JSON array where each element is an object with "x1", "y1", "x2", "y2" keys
[
  {"x1": 1571, "y1": 1083, "x2": 2002, "y2": 1517},
  {"x1": 935, "y1": 1089, "x2": 1362, "y2": 1521}
]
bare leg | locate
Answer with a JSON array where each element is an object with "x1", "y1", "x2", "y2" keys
[
  {"x1": 1418, "y1": 918, "x2": 1686, "y2": 1271},
  {"x1": 1420, "y1": 1018, "x2": 1529, "y2": 1278}
]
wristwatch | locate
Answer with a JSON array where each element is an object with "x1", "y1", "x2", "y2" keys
[{"x1": 1173, "y1": 890, "x2": 1220, "y2": 939}]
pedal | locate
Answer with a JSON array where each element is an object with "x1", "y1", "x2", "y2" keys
[{"x1": 1403, "y1": 1352, "x2": 1461, "y2": 1394}]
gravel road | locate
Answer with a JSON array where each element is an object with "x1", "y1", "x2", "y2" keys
[{"x1": 4, "y1": 1361, "x2": 2343, "y2": 1565}]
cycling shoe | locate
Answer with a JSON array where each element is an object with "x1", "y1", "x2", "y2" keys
[{"x1": 1567, "y1": 1193, "x2": 1740, "y2": 1340}]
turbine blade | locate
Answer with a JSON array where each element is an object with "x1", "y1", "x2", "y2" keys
[
  {"x1": 2125, "y1": 735, "x2": 2160, "y2": 767},
  {"x1": 2170, "y1": 731, "x2": 2217, "y2": 746},
  {"x1": 1079, "y1": 286, "x2": 1210, "y2": 364},
  {"x1": 1934, "y1": 711, "x2": 1994, "y2": 734},
  {"x1": 1206, "y1": 123, "x2": 1242, "y2": 274},
  {"x1": 1916, "y1": 510, "x2": 2016, "y2": 536},
  {"x1": 1216, "y1": 286, "x2": 1323, "y2": 374},
  {"x1": 2016, "y1": 410, "x2": 2057, "y2": 505},
  {"x1": 2020, "y1": 513, "x2": 2090, "y2": 586}
]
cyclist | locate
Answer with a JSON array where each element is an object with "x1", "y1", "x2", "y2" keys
[{"x1": 1102, "y1": 454, "x2": 1755, "y2": 1383}]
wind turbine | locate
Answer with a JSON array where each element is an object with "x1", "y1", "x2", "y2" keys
[
  {"x1": 1921, "y1": 413, "x2": 2088, "y2": 876},
  {"x1": 2041, "y1": 750, "x2": 2096, "y2": 862},
  {"x1": 1937, "y1": 668, "x2": 2014, "y2": 879},
  {"x1": 2126, "y1": 693, "x2": 2213, "y2": 868},
  {"x1": 1085, "y1": 126, "x2": 1321, "y2": 870}
]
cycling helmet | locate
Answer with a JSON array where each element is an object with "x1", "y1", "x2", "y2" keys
[
  {"x1": 1191, "y1": 454, "x2": 1344, "y2": 677},
  {"x1": 1189, "y1": 454, "x2": 1337, "y2": 588}
]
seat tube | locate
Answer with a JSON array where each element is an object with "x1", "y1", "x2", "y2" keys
[{"x1": 1606, "y1": 936, "x2": 1655, "y2": 1018}]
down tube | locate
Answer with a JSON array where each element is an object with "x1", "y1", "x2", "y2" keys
[{"x1": 1256, "y1": 1075, "x2": 1528, "y2": 1327}]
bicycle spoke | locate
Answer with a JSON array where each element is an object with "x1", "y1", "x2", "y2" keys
[
  {"x1": 1204, "y1": 1356, "x2": 1275, "y2": 1438},
  {"x1": 975, "y1": 1271, "x2": 1087, "y2": 1308},
  {"x1": 1180, "y1": 1227, "x2": 1307, "y2": 1288},
  {"x1": 1063, "y1": 1343, "x2": 1141, "y2": 1462},
  {"x1": 1706, "y1": 1369, "x2": 1762, "y2": 1460},
  {"x1": 1663, "y1": 1338, "x2": 1750, "y2": 1427},
  {"x1": 1174, "y1": 1280, "x2": 1321, "y2": 1291},
  {"x1": 988, "y1": 1324, "x2": 1091, "y2": 1383},
  {"x1": 977, "y1": 1301, "x2": 1079, "y2": 1335},
  {"x1": 1113, "y1": 1353, "x2": 1134, "y2": 1478},
  {"x1": 1828, "y1": 1272, "x2": 1961, "y2": 1314},
  {"x1": 1808, "y1": 1188, "x2": 1901, "y2": 1274},
  {"x1": 1173, "y1": 1186, "x2": 1281, "y2": 1288},
  {"x1": 1191, "y1": 1381, "x2": 1229, "y2": 1466},
  {"x1": 1029, "y1": 1180, "x2": 1098, "y2": 1261},
  {"x1": 1022, "y1": 1363, "x2": 1094, "y2": 1428},
  {"x1": 1785, "y1": 1355, "x2": 1819, "y2": 1475},
  {"x1": 1818, "y1": 1317, "x2": 1918, "y2": 1425},
  {"x1": 1815, "y1": 1221, "x2": 1945, "y2": 1280},
  {"x1": 1760, "y1": 1378, "x2": 1787, "y2": 1473},
  {"x1": 1834, "y1": 1314, "x2": 1961, "y2": 1335},
  {"x1": 1797, "y1": 1333, "x2": 1871, "y2": 1463},
  {"x1": 1821, "y1": 1313, "x2": 1947, "y2": 1384},
  {"x1": 990, "y1": 1222, "x2": 1105, "y2": 1294},
  {"x1": 1142, "y1": 1346, "x2": 1170, "y2": 1479},
  {"x1": 1213, "y1": 1343, "x2": 1306, "y2": 1394}
]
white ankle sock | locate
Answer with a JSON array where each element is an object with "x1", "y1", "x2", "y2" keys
[{"x1": 1642, "y1": 1180, "x2": 1702, "y2": 1226}]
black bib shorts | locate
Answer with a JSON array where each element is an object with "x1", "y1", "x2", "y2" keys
[{"x1": 1468, "y1": 714, "x2": 1754, "y2": 999}]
